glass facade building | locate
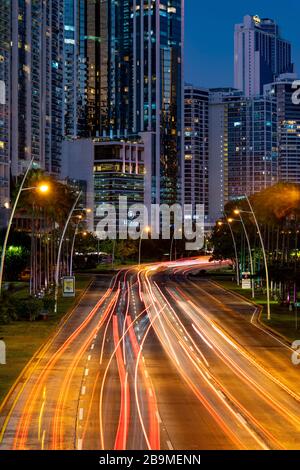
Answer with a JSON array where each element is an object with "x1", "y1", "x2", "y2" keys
[
  {"x1": 184, "y1": 86, "x2": 209, "y2": 222},
  {"x1": 265, "y1": 76, "x2": 300, "y2": 185},
  {"x1": 235, "y1": 15, "x2": 294, "y2": 97},
  {"x1": 227, "y1": 94, "x2": 278, "y2": 199},
  {"x1": 10, "y1": 0, "x2": 64, "y2": 177},
  {"x1": 0, "y1": 0, "x2": 10, "y2": 214},
  {"x1": 69, "y1": 1, "x2": 184, "y2": 207}
]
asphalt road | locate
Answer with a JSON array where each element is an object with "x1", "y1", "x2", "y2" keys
[{"x1": 1, "y1": 258, "x2": 300, "y2": 450}]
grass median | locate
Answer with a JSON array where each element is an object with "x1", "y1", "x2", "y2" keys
[
  {"x1": 215, "y1": 276, "x2": 299, "y2": 343},
  {"x1": 0, "y1": 275, "x2": 93, "y2": 403}
]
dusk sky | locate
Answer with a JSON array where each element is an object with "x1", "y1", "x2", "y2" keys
[{"x1": 185, "y1": 0, "x2": 300, "y2": 88}]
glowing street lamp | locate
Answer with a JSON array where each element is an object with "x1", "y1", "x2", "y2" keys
[
  {"x1": 138, "y1": 225, "x2": 151, "y2": 266},
  {"x1": 232, "y1": 210, "x2": 255, "y2": 299},
  {"x1": 220, "y1": 214, "x2": 240, "y2": 286},
  {"x1": 0, "y1": 160, "x2": 50, "y2": 294},
  {"x1": 170, "y1": 227, "x2": 182, "y2": 261}
]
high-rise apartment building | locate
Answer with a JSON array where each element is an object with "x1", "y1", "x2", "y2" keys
[
  {"x1": 227, "y1": 94, "x2": 278, "y2": 199},
  {"x1": 208, "y1": 88, "x2": 278, "y2": 222},
  {"x1": 0, "y1": 0, "x2": 10, "y2": 219},
  {"x1": 63, "y1": 1, "x2": 184, "y2": 213},
  {"x1": 265, "y1": 74, "x2": 300, "y2": 185},
  {"x1": 208, "y1": 88, "x2": 241, "y2": 223},
  {"x1": 234, "y1": 15, "x2": 294, "y2": 97},
  {"x1": 184, "y1": 85, "x2": 209, "y2": 223},
  {"x1": 11, "y1": 0, "x2": 64, "y2": 178}
]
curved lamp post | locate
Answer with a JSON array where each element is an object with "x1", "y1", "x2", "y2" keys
[
  {"x1": 0, "y1": 157, "x2": 50, "y2": 294},
  {"x1": 170, "y1": 227, "x2": 182, "y2": 262},
  {"x1": 54, "y1": 191, "x2": 82, "y2": 313},
  {"x1": 218, "y1": 215, "x2": 240, "y2": 286},
  {"x1": 233, "y1": 210, "x2": 255, "y2": 299},
  {"x1": 244, "y1": 196, "x2": 271, "y2": 320},
  {"x1": 138, "y1": 226, "x2": 150, "y2": 266}
]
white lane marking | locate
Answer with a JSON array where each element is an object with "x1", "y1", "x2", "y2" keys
[
  {"x1": 148, "y1": 388, "x2": 153, "y2": 398},
  {"x1": 91, "y1": 344, "x2": 95, "y2": 350},
  {"x1": 88, "y1": 355, "x2": 91, "y2": 361},
  {"x1": 85, "y1": 368, "x2": 89, "y2": 376},
  {"x1": 41, "y1": 430, "x2": 46, "y2": 450},
  {"x1": 167, "y1": 440, "x2": 174, "y2": 450},
  {"x1": 156, "y1": 412, "x2": 162, "y2": 424},
  {"x1": 79, "y1": 408, "x2": 84, "y2": 421},
  {"x1": 81, "y1": 386, "x2": 86, "y2": 396},
  {"x1": 77, "y1": 438, "x2": 83, "y2": 450}
]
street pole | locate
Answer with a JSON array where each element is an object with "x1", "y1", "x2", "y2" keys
[
  {"x1": 224, "y1": 213, "x2": 240, "y2": 286},
  {"x1": 245, "y1": 195, "x2": 271, "y2": 320},
  {"x1": 239, "y1": 213, "x2": 255, "y2": 299},
  {"x1": 54, "y1": 191, "x2": 82, "y2": 313},
  {"x1": 170, "y1": 232, "x2": 175, "y2": 262},
  {"x1": 0, "y1": 157, "x2": 34, "y2": 295},
  {"x1": 69, "y1": 224, "x2": 79, "y2": 276},
  {"x1": 138, "y1": 226, "x2": 150, "y2": 266},
  {"x1": 112, "y1": 239, "x2": 116, "y2": 269}
]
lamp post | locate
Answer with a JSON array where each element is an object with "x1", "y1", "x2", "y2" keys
[
  {"x1": 233, "y1": 210, "x2": 255, "y2": 299},
  {"x1": 244, "y1": 195, "x2": 271, "y2": 320},
  {"x1": 54, "y1": 191, "x2": 82, "y2": 313},
  {"x1": 219, "y1": 215, "x2": 240, "y2": 286},
  {"x1": 0, "y1": 158, "x2": 50, "y2": 294},
  {"x1": 69, "y1": 208, "x2": 91, "y2": 276},
  {"x1": 69, "y1": 224, "x2": 79, "y2": 276},
  {"x1": 170, "y1": 227, "x2": 182, "y2": 261},
  {"x1": 138, "y1": 226, "x2": 150, "y2": 266}
]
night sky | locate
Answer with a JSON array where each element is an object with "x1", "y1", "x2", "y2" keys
[{"x1": 185, "y1": 0, "x2": 300, "y2": 88}]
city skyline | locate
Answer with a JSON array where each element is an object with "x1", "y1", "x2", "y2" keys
[
  {"x1": 185, "y1": 0, "x2": 300, "y2": 88},
  {"x1": 1, "y1": 1, "x2": 300, "y2": 458}
]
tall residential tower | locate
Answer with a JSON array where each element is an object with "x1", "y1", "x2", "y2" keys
[
  {"x1": 234, "y1": 15, "x2": 294, "y2": 97},
  {"x1": 11, "y1": 0, "x2": 64, "y2": 177}
]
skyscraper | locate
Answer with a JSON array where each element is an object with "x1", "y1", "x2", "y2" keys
[
  {"x1": 0, "y1": 1, "x2": 10, "y2": 193},
  {"x1": 64, "y1": 0, "x2": 184, "y2": 213},
  {"x1": 0, "y1": 0, "x2": 10, "y2": 225},
  {"x1": 131, "y1": 0, "x2": 184, "y2": 207},
  {"x1": 11, "y1": 0, "x2": 64, "y2": 178},
  {"x1": 234, "y1": 15, "x2": 294, "y2": 97},
  {"x1": 208, "y1": 88, "x2": 278, "y2": 222},
  {"x1": 208, "y1": 88, "x2": 240, "y2": 223},
  {"x1": 265, "y1": 74, "x2": 300, "y2": 185},
  {"x1": 227, "y1": 94, "x2": 278, "y2": 199},
  {"x1": 184, "y1": 85, "x2": 209, "y2": 223}
]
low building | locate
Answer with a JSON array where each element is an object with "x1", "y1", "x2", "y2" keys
[{"x1": 62, "y1": 137, "x2": 151, "y2": 234}]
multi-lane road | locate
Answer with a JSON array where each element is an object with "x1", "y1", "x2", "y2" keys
[{"x1": 1, "y1": 258, "x2": 300, "y2": 450}]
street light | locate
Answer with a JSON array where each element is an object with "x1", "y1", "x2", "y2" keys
[
  {"x1": 245, "y1": 196, "x2": 271, "y2": 320},
  {"x1": 232, "y1": 211, "x2": 255, "y2": 299},
  {"x1": 236, "y1": 197, "x2": 271, "y2": 320},
  {"x1": 170, "y1": 227, "x2": 182, "y2": 261},
  {"x1": 54, "y1": 191, "x2": 82, "y2": 313},
  {"x1": 219, "y1": 215, "x2": 240, "y2": 286},
  {"x1": 138, "y1": 225, "x2": 150, "y2": 266},
  {"x1": 68, "y1": 207, "x2": 92, "y2": 276},
  {"x1": 0, "y1": 163, "x2": 50, "y2": 294}
]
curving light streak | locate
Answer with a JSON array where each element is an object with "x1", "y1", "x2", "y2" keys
[
  {"x1": 113, "y1": 316, "x2": 130, "y2": 450},
  {"x1": 51, "y1": 291, "x2": 120, "y2": 450},
  {"x1": 13, "y1": 284, "x2": 115, "y2": 450},
  {"x1": 127, "y1": 315, "x2": 160, "y2": 450},
  {"x1": 99, "y1": 301, "x2": 154, "y2": 451}
]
